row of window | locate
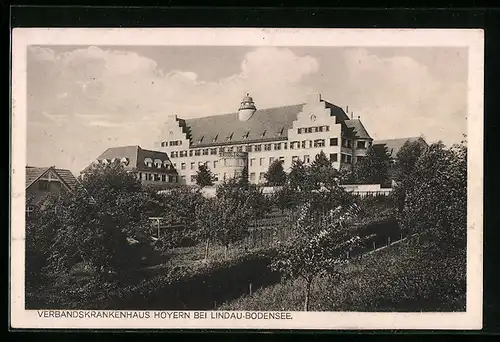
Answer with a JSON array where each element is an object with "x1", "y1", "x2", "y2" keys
[
  {"x1": 143, "y1": 158, "x2": 172, "y2": 169},
  {"x1": 138, "y1": 172, "x2": 177, "y2": 183},
  {"x1": 160, "y1": 140, "x2": 183, "y2": 147},
  {"x1": 168, "y1": 138, "x2": 355, "y2": 159},
  {"x1": 297, "y1": 125, "x2": 330, "y2": 134}
]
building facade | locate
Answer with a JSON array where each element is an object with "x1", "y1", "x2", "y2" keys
[
  {"x1": 84, "y1": 145, "x2": 179, "y2": 188},
  {"x1": 155, "y1": 93, "x2": 374, "y2": 185},
  {"x1": 26, "y1": 166, "x2": 79, "y2": 215}
]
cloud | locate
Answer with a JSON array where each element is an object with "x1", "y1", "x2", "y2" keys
[
  {"x1": 329, "y1": 48, "x2": 467, "y2": 145},
  {"x1": 26, "y1": 45, "x2": 466, "y2": 174}
]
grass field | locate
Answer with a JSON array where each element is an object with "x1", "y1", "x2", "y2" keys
[{"x1": 218, "y1": 234, "x2": 466, "y2": 312}]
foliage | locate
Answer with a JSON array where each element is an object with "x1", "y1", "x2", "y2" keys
[
  {"x1": 399, "y1": 141, "x2": 467, "y2": 250},
  {"x1": 195, "y1": 164, "x2": 215, "y2": 187},
  {"x1": 238, "y1": 163, "x2": 250, "y2": 189},
  {"x1": 270, "y1": 179, "x2": 360, "y2": 311},
  {"x1": 47, "y1": 162, "x2": 159, "y2": 275},
  {"x1": 352, "y1": 145, "x2": 391, "y2": 185},
  {"x1": 158, "y1": 186, "x2": 205, "y2": 230},
  {"x1": 264, "y1": 160, "x2": 287, "y2": 186},
  {"x1": 220, "y1": 235, "x2": 466, "y2": 312}
]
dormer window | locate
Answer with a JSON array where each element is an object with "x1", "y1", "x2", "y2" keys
[
  {"x1": 92, "y1": 160, "x2": 100, "y2": 166},
  {"x1": 154, "y1": 159, "x2": 163, "y2": 168},
  {"x1": 261, "y1": 130, "x2": 267, "y2": 137},
  {"x1": 102, "y1": 159, "x2": 110, "y2": 165},
  {"x1": 144, "y1": 158, "x2": 153, "y2": 167},
  {"x1": 163, "y1": 160, "x2": 171, "y2": 167},
  {"x1": 212, "y1": 134, "x2": 218, "y2": 143},
  {"x1": 199, "y1": 136, "x2": 204, "y2": 143},
  {"x1": 243, "y1": 131, "x2": 250, "y2": 139},
  {"x1": 120, "y1": 157, "x2": 129, "y2": 166},
  {"x1": 227, "y1": 133, "x2": 234, "y2": 141},
  {"x1": 276, "y1": 127, "x2": 284, "y2": 136}
]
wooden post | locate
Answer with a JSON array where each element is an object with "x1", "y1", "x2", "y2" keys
[
  {"x1": 249, "y1": 283, "x2": 253, "y2": 295},
  {"x1": 373, "y1": 240, "x2": 376, "y2": 250},
  {"x1": 387, "y1": 236, "x2": 391, "y2": 246}
]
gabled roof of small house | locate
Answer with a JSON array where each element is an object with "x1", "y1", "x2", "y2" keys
[{"x1": 25, "y1": 166, "x2": 79, "y2": 191}]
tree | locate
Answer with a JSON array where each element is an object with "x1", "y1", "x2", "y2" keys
[
  {"x1": 399, "y1": 141, "x2": 467, "y2": 251},
  {"x1": 310, "y1": 151, "x2": 341, "y2": 189},
  {"x1": 288, "y1": 159, "x2": 312, "y2": 192},
  {"x1": 216, "y1": 178, "x2": 271, "y2": 219},
  {"x1": 48, "y1": 162, "x2": 158, "y2": 276},
  {"x1": 238, "y1": 163, "x2": 250, "y2": 189},
  {"x1": 264, "y1": 160, "x2": 287, "y2": 186},
  {"x1": 353, "y1": 145, "x2": 390, "y2": 185},
  {"x1": 195, "y1": 164, "x2": 215, "y2": 187},
  {"x1": 270, "y1": 189, "x2": 361, "y2": 311},
  {"x1": 198, "y1": 195, "x2": 252, "y2": 259}
]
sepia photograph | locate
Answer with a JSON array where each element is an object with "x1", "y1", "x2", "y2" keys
[{"x1": 10, "y1": 28, "x2": 483, "y2": 330}]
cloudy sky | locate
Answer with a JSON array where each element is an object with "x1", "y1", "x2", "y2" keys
[{"x1": 26, "y1": 45, "x2": 468, "y2": 174}]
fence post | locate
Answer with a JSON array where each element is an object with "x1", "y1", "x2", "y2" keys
[
  {"x1": 387, "y1": 236, "x2": 391, "y2": 246},
  {"x1": 373, "y1": 240, "x2": 376, "y2": 250},
  {"x1": 249, "y1": 283, "x2": 253, "y2": 295}
]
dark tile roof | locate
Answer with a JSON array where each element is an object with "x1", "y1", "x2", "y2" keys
[
  {"x1": 184, "y1": 104, "x2": 305, "y2": 147},
  {"x1": 26, "y1": 166, "x2": 79, "y2": 191},
  {"x1": 343, "y1": 119, "x2": 372, "y2": 140},
  {"x1": 86, "y1": 145, "x2": 177, "y2": 174},
  {"x1": 373, "y1": 137, "x2": 425, "y2": 159},
  {"x1": 181, "y1": 100, "x2": 364, "y2": 147}
]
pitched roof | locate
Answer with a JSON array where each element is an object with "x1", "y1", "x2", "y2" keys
[
  {"x1": 85, "y1": 145, "x2": 176, "y2": 174},
  {"x1": 373, "y1": 137, "x2": 425, "y2": 159},
  {"x1": 343, "y1": 119, "x2": 372, "y2": 139},
  {"x1": 25, "y1": 166, "x2": 79, "y2": 191},
  {"x1": 184, "y1": 104, "x2": 305, "y2": 147}
]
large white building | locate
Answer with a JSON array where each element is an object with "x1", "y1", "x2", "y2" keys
[{"x1": 155, "y1": 93, "x2": 373, "y2": 185}]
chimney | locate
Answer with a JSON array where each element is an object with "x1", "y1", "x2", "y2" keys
[
  {"x1": 358, "y1": 115, "x2": 360, "y2": 119},
  {"x1": 346, "y1": 105, "x2": 349, "y2": 113},
  {"x1": 350, "y1": 111, "x2": 353, "y2": 119}
]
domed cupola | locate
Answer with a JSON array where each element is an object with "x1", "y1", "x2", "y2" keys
[{"x1": 238, "y1": 93, "x2": 257, "y2": 121}]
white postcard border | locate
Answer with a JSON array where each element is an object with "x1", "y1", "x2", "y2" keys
[{"x1": 10, "y1": 28, "x2": 484, "y2": 330}]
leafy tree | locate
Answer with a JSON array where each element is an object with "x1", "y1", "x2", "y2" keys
[
  {"x1": 264, "y1": 160, "x2": 287, "y2": 186},
  {"x1": 48, "y1": 162, "x2": 159, "y2": 276},
  {"x1": 310, "y1": 151, "x2": 341, "y2": 190},
  {"x1": 270, "y1": 189, "x2": 361, "y2": 311},
  {"x1": 238, "y1": 163, "x2": 250, "y2": 189},
  {"x1": 392, "y1": 137, "x2": 428, "y2": 213},
  {"x1": 195, "y1": 164, "x2": 215, "y2": 187},
  {"x1": 216, "y1": 178, "x2": 271, "y2": 219},
  {"x1": 353, "y1": 145, "x2": 390, "y2": 184},
  {"x1": 198, "y1": 195, "x2": 253, "y2": 259},
  {"x1": 399, "y1": 141, "x2": 467, "y2": 251},
  {"x1": 288, "y1": 159, "x2": 313, "y2": 192}
]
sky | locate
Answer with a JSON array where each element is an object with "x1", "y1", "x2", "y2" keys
[{"x1": 26, "y1": 45, "x2": 468, "y2": 175}]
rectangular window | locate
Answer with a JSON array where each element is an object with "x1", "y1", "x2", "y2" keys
[
  {"x1": 198, "y1": 161, "x2": 204, "y2": 167},
  {"x1": 260, "y1": 157, "x2": 265, "y2": 166},
  {"x1": 148, "y1": 173, "x2": 153, "y2": 181},
  {"x1": 301, "y1": 141, "x2": 306, "y2": 149},
  {"x1": 219, "y1": 147, "x2": 225, "y2": 154},
  {"x1": 189, "y1": 150, "x2": 193, "y2": 157},
  {"x1": 264, "y1": 144, "x2": 272, "y2": 151},
  {"x1": 254, "y1": 145, "x2": 262, "y2": 152},
  {"x1": 347, "y1": 155, "x2": 352, "y2": 163},
  {"x1": 304, "y1": 155, "x2": 310, "y2": 163},
  {"x1": 259, "y1": 172, "x2": 265, "y2": 181},
  {"x1": 213, "y1": 174, "x2": 219, "y2": 181},
  {"x1": 213, "y1": 160, "x2": 218, "y2": 168},
  {"x1": 314, "y1": 127, "x2": 319, "y2": 133},
  {"x1": 269, "y1": 157, "x2": 275, "y2": 164},
  {"x1": 227, "y1": 147, "x2": 234, "y2": 153},
  {"x1": 245, "y1": 145, "x2": 252, "y2": 152},
  {"x1": 330, "y1": 138, "x2": 338, "y2": 146},
  {"x1": 181, "y1": 175, "x2": 186, "y2": 181},
  {"x1": 292, "y1": 156, "x2": 299, "y2": 162},
  {"x1": 318, "y1": 126, "x2": 323, "y2": 133},
  {"x1": 210, "y1": 148, "x2": 217, "y2": 155},
  {"x1": 237, "y1": 146, "x2": 243, "y2": 152},
  {"x1": 308, "y1": 140, "x2": 313, "y2": 148},
  {"x1": 297, "y1": 128, "x2": 303, "y2": 134},
  {"x1": 250, "y1": 173, "x2": 256, "y2": 181},
  {"x1": 170, "y1": 151, "x2": 175, "y2": 158},
  {"x1": 203, "y1": 149, "x2": 209, "y2": 156},
  {"x1": 283, "y1": 142, "x2": 288, "y2": 150},
  {"x1": 181, "y1": 163, "x2": 186, "y2": 170},
  {"x1": 330, "y1": 153, "x2": 338, "y2": 162},
  {"x1": 237, "y1": 159, "x2": 244, "y2": 167},
  {"x1": 325, "y1": 126, "x2": 330, "y2": 132},
  {"x1": 224, "y1": 173, "x2": 228, "y2": 180},
  {"x1": 279, "y1": 156, "x2": 285, "y2": 162},
  {"x1": 194, "y1": 150, "x2": 201, "y2": 156},
  {"x1": 191, "y1": 175, "x2": 196, "y2": 182},
  {"x1": 250, "y1": 158, "x2": 255, "y2": 167},
  {"x1": 161, "y1": 174, "x2": 166, "y2": 182},
  {"x1": 274, "y1": 143, "x2": 281, "y2": 150},
  {"x1": 357, "y1": 141, "x2": 366, "y2": 149},
  {"x1": 314, "y1": 139, "x2": 325, "y2": 148},
  {"x1": 190, "y1": 162, "x2": 195, "y2": 170},
  {"x1": 307, "y1": 127, "x2": 313, "y2": 133},
  {"x1": 138, "y1": 172, "x2": 142, "y2": 180}
]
